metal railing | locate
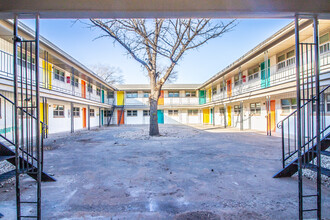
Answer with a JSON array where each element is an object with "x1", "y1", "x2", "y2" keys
[{"x1": 276, "y1": 85, "x2": 329, "y2": 168}]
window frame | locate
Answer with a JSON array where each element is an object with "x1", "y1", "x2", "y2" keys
[
  {"x1": 168, "y1": 109, "x2": 179, "y2": 116},
  {"x1": 89, "y1": 108, "x2": 95, "y2": 117},
  {"x1": 126, "y1": 92, "x2": 138, "y2": 98},
  {"x1": 188, "y1": 109, "x2": 198, "y2": 116},
  {"x1": 234, "y1": 105, "x2": 241, "y2": 115},
  {"x1": 250, "y1": 102, "x2": 261, "y2": 115},
  {"x1": 143, "y1": 110, "x2": 150, "y2": 116},
  {"x1": 281, "y1": 98, "x2": 297, "y2": 114},
  {"x1": 73, "y1": 107, "x2": 80, "y2": 117},
  {"x1": 168, "y1": 91, "x2": 180, "y2": 98},
  {"x1": 185, "y1": 91, "x2": 196, "y2": 97},
  {"x1": 54, "y1": 68, "x2": 65, "y2": 82},
  {"x1": 53, "y1": 104, "x2": 65, "y2": 118},
  {"x1": 248, "y1": 66, "x2": 259, "y2": 81},
  {"x1": 96, "y1": 88, "x2": 101, "y2": 96},
  {"x1": 71, "y1": 77, "x2": 79, "y2": 87},
  {"x1": 127, "y1": 110, "x2": 138, "y2": 117}
]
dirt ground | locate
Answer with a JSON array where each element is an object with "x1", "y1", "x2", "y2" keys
[{"x1": 0, "y1": 124, "x2": 329, "y2": 219}]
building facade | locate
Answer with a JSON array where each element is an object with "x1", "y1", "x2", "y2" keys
[{"x1": 0, "y1": 19, "x2": 329, "y2": 136}]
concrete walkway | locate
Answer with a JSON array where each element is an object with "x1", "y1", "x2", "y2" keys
[{"x1": 0, "y1": 125, "x2": 329, "y2": 219}]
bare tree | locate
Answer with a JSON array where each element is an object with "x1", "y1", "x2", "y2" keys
[
  {"x1": 89, "y1": 19, "x2": 236, "y2": 136},
  {"x1": 90, "y1": 64, "x2": 124, "y2": 84}
]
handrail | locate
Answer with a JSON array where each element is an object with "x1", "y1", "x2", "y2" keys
[
  {"x1": 0, "y1": 93, "x2": 48, "y2": 128},
  {"x1": 276, "y1": 84, "x2": 330, "y2": 129}
]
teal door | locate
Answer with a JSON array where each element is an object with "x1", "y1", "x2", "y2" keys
[
  {"x1": 157, "y1": 110, "x2": 164, "y2": 124},
  {"x1": 199, "y1": 90, "x2": 206, "y2": 104},
  {"x1": 210, "y1": 108, "x2": 213, "y2": 124},
  {"x1": 101, "y1": 110, "x2": 104, "y2": 125},
  {"x1": 261, "y1": 59, "x2": 270, "y2": 88},
  {"x1": 101, "y1": 90, "x2": 105, "y2": 103}
]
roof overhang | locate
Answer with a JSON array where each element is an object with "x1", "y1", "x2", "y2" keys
[{"x1": 0, "y1": 0, "x2": 329, "y2": 19}]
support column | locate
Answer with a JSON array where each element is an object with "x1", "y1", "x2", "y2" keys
[
  {"x1": 71, "y1": 102, "x2": 74, "y2": 133},
  {"x1": 240, "y1": 101, "x2": 243, "y2": 130},
  {"x1": 99, "y1": 107, "x2": 101, "y2": 128},
  {"x1": 224, "y1": 104, "x2": 227, "y2": 128},
  {"x1": 88, "y1": 105, "x2": 90, "y2": 130},
  {"x1": 313, "y1": 15, "x2": 321, "y2": 220},
  {"x1": 295, "y1": 15, "x2": 303, "y2": 220}
]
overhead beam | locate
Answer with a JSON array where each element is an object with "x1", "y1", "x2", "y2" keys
[{"x1": 0, "y1": 0, "x2": 329, "y2": 19}]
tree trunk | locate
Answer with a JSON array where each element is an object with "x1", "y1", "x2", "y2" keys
[{"x1": 149, "y1": 97, "x2": 159, "y2": 136}]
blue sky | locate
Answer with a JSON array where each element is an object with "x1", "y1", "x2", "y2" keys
[{"x1": 22, "y1": 19, "x2": 292, "y2": 84}]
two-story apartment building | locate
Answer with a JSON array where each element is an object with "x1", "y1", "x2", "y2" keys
[
  {"x1": 198, "y1": 19, "x2": 330, "y2": 133},
  {"x1": 0, "y1": 20, "x2": 116, "y2": 136},
  {"x1": 0, "y1": 19, "x2": 329, "y2": 136}
]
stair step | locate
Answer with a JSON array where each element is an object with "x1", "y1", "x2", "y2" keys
[
  {"x1": 0, "y1": 155, "x2": 15, "y2": 162},
  {"x1": 304, "y1": 163, "x2": 330, "y2": 177},
  {"x1": 0, "y1": 170, "x2": 16, "y2": 182},
  {"x1": 320, "y1": 151, "x2": 330, "y2": 156}
]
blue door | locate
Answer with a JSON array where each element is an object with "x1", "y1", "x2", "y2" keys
[
  {"x1": 261, "y1": 59, "x2": 270, "y2": 88},
  {"x1": 101, "y1": 90, "x2": 105, "y2": 103},
  {"x1": 157, "y1": 110, "x2": 164, "y2": 124},
  {"x1": 210, "y1": 108, "x2": 213, "y2": 124}
]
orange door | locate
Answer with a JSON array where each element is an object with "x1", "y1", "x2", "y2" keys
[
  {"x1": 227, "y1": 80, "x2": 232, "y2": 97},
  {"x1": 117, "y1": 110, "x2": 124, "y2": 124},
  {"x1": 81, "y1": 80, "x2": 86, "y2": 98},
  {"x1": 267, "y1": 100, "x2": 276, "y2": 132},
  {"x1": 270, "y1": 100, "x2": 276, "y2": 131},
  {"x1": 158, "y1": 91, "x2": 164, "y2": 105},
  {"x1": 82, "y1": 108, "x2": 87, "y2": 128}
]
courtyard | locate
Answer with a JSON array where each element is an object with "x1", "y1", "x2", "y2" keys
[{"x1": 0, "y1": 125, "x2": 329, "y2": 219}]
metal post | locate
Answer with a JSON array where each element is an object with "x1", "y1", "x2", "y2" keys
[
  {"x1": 295, "y1": 15, "x2": 303, "y2": 220},
  {"x1": 71, "y1": 102, "x2": 74, "y2": 133},
  {"x1": 35, "y1": 14, "x2": 42, "y2": 219},
  {"x1": 212, "y1": 107, "x2": 215, "y2": 126},
  {"x1": 99, "y1": 107, "x2": 101, "y2": 127},
  {"x1": 88, "y1": 105, "x2": 90, "y2": 130},
  {"x1": 224, "y1": 104, "x2": 227, "y2": 128},
  {"x1": 13, "y1": 14, "x2": 21, "y2": 220},
  {"x1": 240, "y1": 101, "x2": 243, "y2": 130},
  {"x1": 313, "y1": 15, "x2": 321, "y2": 220}
]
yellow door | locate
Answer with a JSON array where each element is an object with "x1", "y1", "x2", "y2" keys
[
  {"x1": 208, "y1": 88, "x2": 212, "y2": 101},
  {"x1": 117, "y1": 91, "x2": 124, "y2": 105},
  {"x1": 42, "y1": 60, "x2": 52, "y2": 89},
  {"x1": 203, "y1": 109, "x2": 210, "y2": 124},
  {"x1": 227, "y1": 106, "x2": 231, "y2": 126},
  {"x1": 40, "y1": 102, "x2": 48, "y2": 134},
  {"x1": 158, "y1": 91, "x2": 164, "y2": 105}
]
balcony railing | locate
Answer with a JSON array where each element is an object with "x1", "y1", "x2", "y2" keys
[
  {"x1": 207, "y1": 50, "x2": 330, "y2": 103},
  {"x1": 0, "y1": 49, "x2": 113, "y2": 105}
]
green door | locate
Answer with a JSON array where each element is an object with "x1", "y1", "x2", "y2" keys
[
  {"x1": 261, "y1": 59, "x2": 270, "y2": 88},
  {"x1": 101, "y1": 90, "x2": 105, "y2": 103},
  {"x1": 101, "y1": 110, "x2": 104, "y2": 125},
  {"x1": 199, "y1": 90, "x2": 206, "y2": 104},
  {"x1": 157, "y1": 110, "x2": 164, "y2": 124}
]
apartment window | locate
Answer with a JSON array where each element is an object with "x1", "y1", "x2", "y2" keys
[
  {"x1": 220, "y1": 83, "x2": 226, "y2": 92},
  {"x1": 320, "y1": 33, "x2": 330, "y2": 54},
  {"x1": 168, "y1": 91, "x2": 179, "y2": 97},
  {"x1": 108, "y1": 91, "x2": 114, "y2": 98},
  {"x1": 277, "y1": 50, "x2": 295, "y2": 70},
  {"x1": 96, "y1": 88, "x2": 101, "y2": 96},
  {"x1": 168, "y1": 110, "x2": 179, "y2": 116},
  {"x1": 188, "y1": 109, "x2": 198, "y2": 116},
  {"x1": 89, "y1": 109, "x2": 95, "y2": 117},
  {"x1": 54, "y1": 69, "x2": 65, "y2": 82},
  {"x1": 219, "y1": 107, "x2": 225, "y2": 115},
  {"x1": 248, "y1": 66, "x2": 259, "y2": 81},
  {"x1": 312, "y1": 94, "x2": 327, "y2": 112},
  {"x1": 73, "y1": 107, "x2": 80, "y2": 117},
  {"x1": 250, "y1": 102, "x2": 261, "y2": 115},
  {"x1": 234, "y1": 74, "x2": 241, "y2": 86},
  {"x1": 281, "y1": 98, "x2": 297, "y2": 113},
  {"x1": 185, "y1": 91, "x2": 196, "y2": 97},
  {"x1": 126, "y1": 92, "x2": 138, "y2": 98},
  {"x1": 127, "y1": 110, "x2": 138, "y2": 116},
  {"x1": 212, "y1": 87, "x2": 217, "y2": 95},
  {"x1": 53, "y1": 105, "x2": 64, "y2": 117},
  {"x1": 143, "y1": 110, "x2": 150, "y2": 116},
  {"x1": 87, "y1": 84, "x2": 93, "y2": 93},
  {"x1": 143, "y1": 92, "x2": 150, "y2": 98},
  {"x1": 234, "y1": 105, "x2": 241, "y2": 115},
  {"x1": 104, "y1": 110, "x2": 111, "y2": 117},
  {"x1": 71, "y1": 77, "x2": 78, "y2": 87}
]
